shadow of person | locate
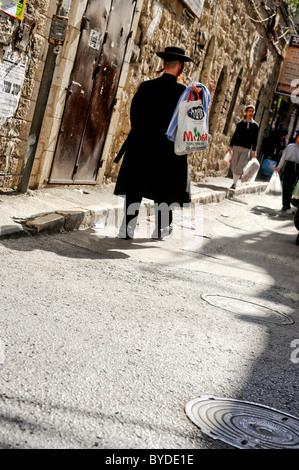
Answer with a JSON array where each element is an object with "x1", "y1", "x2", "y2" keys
[
  {"x1": 251, "y1": 205, "x2": 296, "y2": 221},
  {"x1": 0, "y1": 228, "x2": 163, "y2": 261},
  {"x1": 193, "y1": 183, "x2": 230, "y2": 193}
]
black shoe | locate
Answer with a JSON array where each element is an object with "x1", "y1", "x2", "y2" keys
[
  {"x1": 118, "y1": 233, "x2": 133, "y2": 240},
  {"x1": 291, "y1": 198, "x2": 299, "y2": 208},
  {"x1": 230, "y1": 184, "x2": 236, "y2": 190}
]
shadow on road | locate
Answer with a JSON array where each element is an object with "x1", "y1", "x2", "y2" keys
[{"x1": 0, "y1": 230, "x2": 163, "y2": 261}]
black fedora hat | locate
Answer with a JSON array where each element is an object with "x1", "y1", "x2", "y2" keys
[{"x1": 156, "y1": 46, "x2": 192, "y2": 62}]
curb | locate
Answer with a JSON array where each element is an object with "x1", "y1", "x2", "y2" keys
[{"x1": 0, "y1": 182, "x2": 268, "y2": 240}]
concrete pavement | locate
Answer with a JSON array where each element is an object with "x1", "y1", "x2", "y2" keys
[{"x1": 0, "y1": 176, "x2": 268, "y2": 239}]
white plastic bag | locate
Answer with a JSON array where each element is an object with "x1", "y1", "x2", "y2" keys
[
  {"x1": 175, "y1": 89, "x2": 208, "y2": 155},
  {"x1": 220, "y1": 151, "x2": 232, "y2": 175},
  {"x1": 292, "y1": 180, "x2": 299, "y2": 199},
  {"x1": 241, "y1": 158, "x2": 260, "y2": 183},
  {"x1": 265, "y1": 172, "x2": 282, "y2": 195}
]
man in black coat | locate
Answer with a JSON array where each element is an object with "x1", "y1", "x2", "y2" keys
[{"x1": 114, "y1": 46, "x2": 192, "y2": 239}]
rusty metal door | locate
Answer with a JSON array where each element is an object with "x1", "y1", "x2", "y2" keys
[{"x1": 49, "y1": 0, "x2": 136, "y2": 184}]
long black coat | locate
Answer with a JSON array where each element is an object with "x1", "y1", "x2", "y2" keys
[{"x1": 114, "y1": 73, "x2": 191, "y2": 206}]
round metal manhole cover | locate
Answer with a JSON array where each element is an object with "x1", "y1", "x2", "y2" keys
[
  {"x1": 185, "y1": 397, "x2": 299, "y2": 449},
  {"x1": 201, "y1": 294, "x2": 294, "y2": 325}
]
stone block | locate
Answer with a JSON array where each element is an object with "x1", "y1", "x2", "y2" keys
[
  {"x1": 0, "y1": 219, "x2": 25, "y2": 239},
  {"x1": 26, "y1": 213, "x2": 65, "y2": 233},
  {"x1": 56, "y1": 209, "x2": 90, "y2": 231}
]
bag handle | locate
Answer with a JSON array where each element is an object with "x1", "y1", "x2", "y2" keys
[{"x1": 187, "y1": 88, "x2": 200, "y2": 102}]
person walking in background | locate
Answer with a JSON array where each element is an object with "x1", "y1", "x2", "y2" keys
[
  {"x1": 226, "y1": 105, "x2": 259, "y2": 190},
  {"x1": 114, "y1": 46, "x2": 194, "y2": 239},
  {"x1": 271, "y1": 129, "x2": 288, "y2": 163},
  {"x1": 275, "y1": 131, "x2": 299, "y2": 213},
  {"x1": 261, "y1": 129, "x2": 287, "y2": 163}
]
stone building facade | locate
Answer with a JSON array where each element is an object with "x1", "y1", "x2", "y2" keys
[
  {"x1": 106, "y1": 0, "x2": 297, "y2": 183},
  {"x1": 0, "y1": 0, "x2": 297, "y2": 190}
]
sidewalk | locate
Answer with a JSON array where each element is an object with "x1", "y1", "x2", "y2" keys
[{"x1": 0, "y1": 176, "x2": 268, "y2": 239}]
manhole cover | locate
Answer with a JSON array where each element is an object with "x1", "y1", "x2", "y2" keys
[
  {"x1": 201, "y1": 294, "x2": 294, "y2": 325},
  {"x1": 185, "y1": 397, "x2": 299, "y2": 449}
]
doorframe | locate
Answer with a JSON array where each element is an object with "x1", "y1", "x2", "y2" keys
[
  {"x1": 95, "y1": 0, "x2": 143, "y2": 186},
  {"x1": 32, "y1": 0, "x2": 143, "y2": 189}
]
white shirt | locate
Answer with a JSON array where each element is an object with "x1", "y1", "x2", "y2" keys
[{"x1": 277, "y1": 143, "x2": 299, "y2": 169}]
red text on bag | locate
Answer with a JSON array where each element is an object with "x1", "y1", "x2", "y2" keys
[{"x1": 183, "y1": 129, "x2": 208, "y2": 142}]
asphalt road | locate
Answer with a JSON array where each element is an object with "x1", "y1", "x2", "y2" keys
[{"x1": 0, "y1": 190, "x2": 298, "y2": 451}]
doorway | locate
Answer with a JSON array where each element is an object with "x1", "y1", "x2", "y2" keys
[{"x1": 49, "y1": 0, "x2": 137, "y2": 184}]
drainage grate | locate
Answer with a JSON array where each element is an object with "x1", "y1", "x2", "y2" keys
[
  {"x1": 185, "y1": 397, "x2": 299, "y2": 449},
  {"x1": 201, "y1": 294, "x2": 294, "y2": 325}
]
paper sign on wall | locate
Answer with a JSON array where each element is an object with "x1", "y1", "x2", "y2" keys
[
  {"x1": 0, "y1": 46, "x2": 27, "y2": 121},
  {"x1": 181, "y1": 0, "x2": 204, "y2": 18},
  {"x1": 0, "y1": 0, "x2": 26, "y2": 20}
]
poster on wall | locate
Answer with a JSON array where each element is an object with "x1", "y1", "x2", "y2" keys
[
  {"x1": 0, "y1": 0, "x2": 26, "y2": 20},
  {"x1": 0, "y1": 46, "x2": 27, "y2": 123},
  {"x1": 275, "y1": 34, "x2": 299, "y2": 100}
]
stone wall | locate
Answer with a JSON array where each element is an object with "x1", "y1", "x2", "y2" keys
[
  {"x1": 0, "y1": 0, "x2": 56, "y2": 188},
  {"x1": 104, "y1": 0, "x2": 289, "y2": 184}
]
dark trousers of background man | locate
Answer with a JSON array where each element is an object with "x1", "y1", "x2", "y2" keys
[
  {"x1": 282, "y1": 161, "x2": 299, "y2": 210},
  {"x1": 122, "y1": 195, "x2": 173, "y2": 239}
]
